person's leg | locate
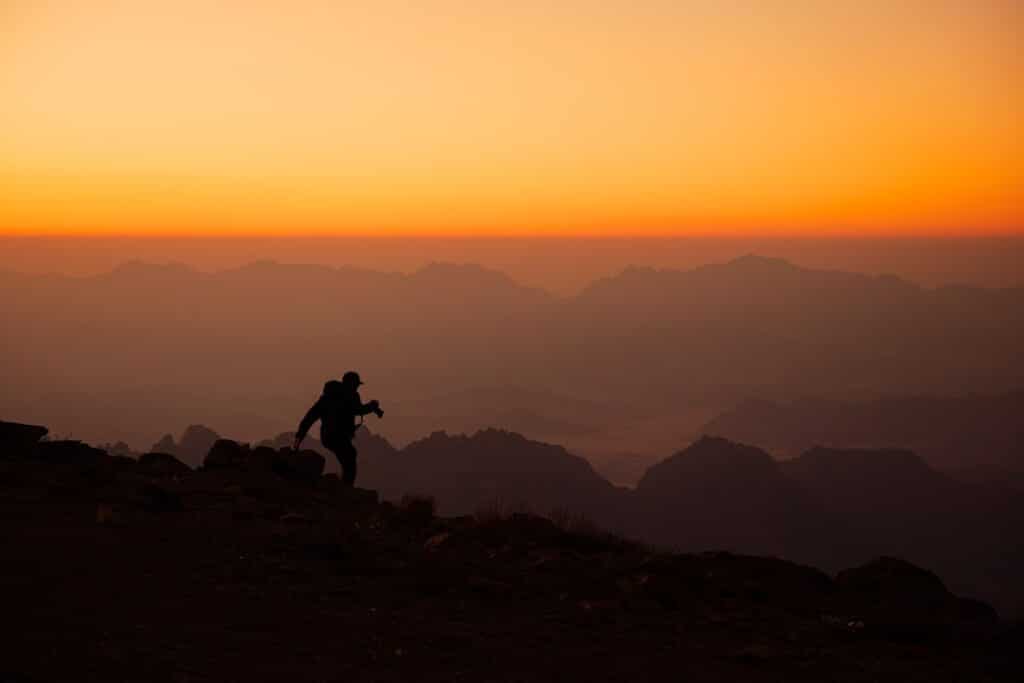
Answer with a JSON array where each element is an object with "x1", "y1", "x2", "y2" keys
[{"x1": 337, "y1": 440, "x2": 358, "y2": 486}]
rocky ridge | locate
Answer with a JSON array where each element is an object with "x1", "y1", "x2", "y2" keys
[{"x1": 0, "y1": 420, "x2": 1020, "y2": 682}]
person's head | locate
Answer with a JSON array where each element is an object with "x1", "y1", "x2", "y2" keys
[{"x1": 341, "y1": 371, "x2": 363, "y2": 389}]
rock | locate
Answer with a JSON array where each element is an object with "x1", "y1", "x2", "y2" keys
[
  {"x1": 0, "y1": 421, "x2": 49, "y2": 457},
  {"x1": 257, "y1": 431, "x2": 330, "y2": 458},
  {"x1": 640, "y1": 552, "x2": 834, "y2": 610},
  {"x1": 833, "y1": 557, "x2": 1000, "y2": 639},
  {"x1": 423, "y1": 532, "x2": 450, "y2": 551},
  {"x1": 110, "y1": 454, "x2": 138, "y2": 470},
  {"x1": 140, "y1": 483, "x2": 183, "y2": 513},
  {"x1": 956, "y1": 597, "x2": 999, "y2": 622},
  {"x1": 316, "y1": 481, "x2": 380, "y2": 510},
  {"x1": 248, "y1": 446, "x2": 277, "y2": 471},
  {"x1": 270, "y1": 448, "x2": 325, "y2": 482},
  {"x1": 279, "y1": 511, "x2": 314, "y2": 524},
  {"x1": 399, "y1": 495, "x2": 436, "y2": 526},
  {"x1": 202, "y1": 441, "x2": 323, "y2": 483},
  {"x1": 102, "y1": 441, "x2": 139, "y2": 459},
  {"x1": 138, "y1": 452, "x2": 191, "y2": 477},
  {"x1": 34, "y1": 440, "x2": 110, "y2": 467},
  {"x1": 203, "y1": 439, "x2": 251, "y2": 470},
  {"x1": 347, "y1": 487, "x2": 380, "y2": 507},
  {"x1": 837, "y1": 557, "x2": 950, "y2": 609},
  {"x1": 96, "y1": 502, "x2": 115, "y2": 525}
]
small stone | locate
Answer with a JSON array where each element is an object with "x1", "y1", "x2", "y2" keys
[{"x1": 423, "y1": 532, "x2": 450, "y2": 550}]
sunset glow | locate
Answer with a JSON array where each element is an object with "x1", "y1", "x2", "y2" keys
[{"x1": 2, "y1": 1, "x2": 1021, "y2": 236}]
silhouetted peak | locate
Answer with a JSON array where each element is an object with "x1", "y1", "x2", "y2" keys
[
  {"x1": 180, "y1": 424, "x2": 219, "y2": 442},
  {"x1": 226, "y1": 260, "x2": 344, "y2": 278},
  {"x1": 416, "y1": 429, "x2": 456, "y2": 444},
  {"x1": 413, "y1": 262, "x2": 514, "y2": 285},
  {"x1": 724, "y1": 253, "x2": 800, "y2": 272},
  {"x1": 152, "y1": 434, "x2": 176, "y2": 453},
  {"x1": 790, "y1": 446, "x2": 936, "y2": 479},
  {"x1": 106, "y1": 260, "x2": 198, "y2": 280},
  {"x1": 584, "y1": 265, "x2": 659, "y2": 287},
  {"x1": 577, "y1": 256, "x2": 806, "y2": 302},
  {"x1": 670, "y1": 435, "x2": 776, "y2": 467},
  {"x1": 617, "y1": 264, "x2": 660, "y2": 278},
  {"x1": 637, "y1": 436, "x2": 780, "y2": 492},
  {"x1": 148, "y1": 425, "x2": 222, "y2": 466},
  {"x1": 409, "y1": 262, "x2": 551, "y2": 300},
  {"x1": 394, "y1": 428, "x2": 609, "y2": 484},
  {"x1": 580, "y1": 255, "x2": 926, "y2": 307},
  {"x1": 353, "y1": 427, "x2": 398, "y2": 457},
  {"x1": 472, "y1": 427, "x2": 534, "y2": 446},
  {"x1": 405, "y1": 428, "x2": 542, "y2": 452}
]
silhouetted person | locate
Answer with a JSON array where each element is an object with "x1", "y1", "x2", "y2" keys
[{"x1": 293, "y1": 371, "x2": 383, "y2": 486}]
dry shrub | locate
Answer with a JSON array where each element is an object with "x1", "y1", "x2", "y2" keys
[
  {"x1": 473, "y1": 497, "x2": 531, "y2": 524},
  {"x1": 548, "y1": 506, "x2": 601, "y2": 536},
  {"x1": 399, "y1": 493, "x2": 436, "y2": 521}
]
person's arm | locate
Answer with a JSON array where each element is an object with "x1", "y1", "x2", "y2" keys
[
  {"x1": 293, "y1": 398, "x2": 324, "y2": 449},
  {"x1": 354, "y1": 392, "x2": 382, "y2": 417}
]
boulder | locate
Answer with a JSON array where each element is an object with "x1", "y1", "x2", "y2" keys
[
  {"x1": 318, "y1": 476, "x2": 380, "y2": 506},
  {"x1": 248, "y1": 446, "x2": 278, "y2": 471},
  {"x1": 271, "y1": 448, "x2": 325, "y2": 481},
  {"x1": 835, "y1": 557, "x2": 999, "y2": 638},
  {"x1": 203, "y1": 439, "x2": 251, "y2": 470},
  {"x1": 138, "y1": 452, "x2": 192, "y2": 477},
  {"x1": 203, "y1": 441, "x2": 324, "y2": 483},
  {"x1": 139, "y1": 482, "x2": 183, "y2": 513},
  {"x1": 0, "y1": 421, "x2": 49, "y2": 457},
  {"x1": 837, "y1": 557, "x2": 950, "y2": 609},
  {"x1": 110, "y1": 454, "x2": 138, "y2": 470},
  {"x1": 398, "y1": 494, "x2": 436, "y2": 526},
  {"x1": 103, "y1": 441, "x2": 139, "y2": 459},
  {"x1": 34, "y1": 440, "x2": 109, "y2": 467}
]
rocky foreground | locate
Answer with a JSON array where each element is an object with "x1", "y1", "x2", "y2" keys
[{"x1": 1, "y1": 422, "x2": 1021, "y2": 682}]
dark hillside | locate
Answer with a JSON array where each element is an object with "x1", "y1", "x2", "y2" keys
[
  {"x1": 1, "y1": 421, "x2": 1018, "y2": 682},
  {"x1": 632, "y1": 436, "x2": 828, "y2": 558},
  {"x1": 359, "y1": 428, "x2": 623, "y2": 523}
]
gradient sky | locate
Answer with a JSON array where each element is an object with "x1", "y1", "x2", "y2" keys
[{"x1": 2, "y1": 1, "x2": 1021, "y2": 236}]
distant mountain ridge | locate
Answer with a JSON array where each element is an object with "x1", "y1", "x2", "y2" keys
[
  {"x1": 702, "y1": 392, "x2": 1024, "y2": 472},
  {"x1": 3, "y1": 255, "x2": 1022, "y2": 475}
]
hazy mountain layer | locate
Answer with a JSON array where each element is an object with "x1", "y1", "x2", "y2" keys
[
  {"x1": 4, "y1": 256, "x2": 1022, "y2": 469},
  {"x1": 702, "y1": 392, "x2": 1024, "y2": 474}
]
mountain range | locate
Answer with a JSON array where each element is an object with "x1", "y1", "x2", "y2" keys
[
  {"x1": 3, "y1": 255, "x2": 1022, "y2": 473},
  {"x1": 703, "y1": 392, "x2": 1024, "y2": 478}
]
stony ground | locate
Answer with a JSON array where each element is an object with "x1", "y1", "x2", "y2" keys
[{"x1": 1, "y1": 439, "x2": 1021, "y2": 682}]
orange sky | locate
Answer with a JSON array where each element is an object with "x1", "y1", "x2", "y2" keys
[{"x1": 1, "y1": 1, "x2": 1021, "y2": 237}]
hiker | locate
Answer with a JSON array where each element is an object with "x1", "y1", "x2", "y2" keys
[{"x1": 293, "y1": 371, "x2": 383, "y2": 486}]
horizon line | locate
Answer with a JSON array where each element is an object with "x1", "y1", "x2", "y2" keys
[{"x1": 3, "y1": 230, "x2": 1024, "y2": 241}]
